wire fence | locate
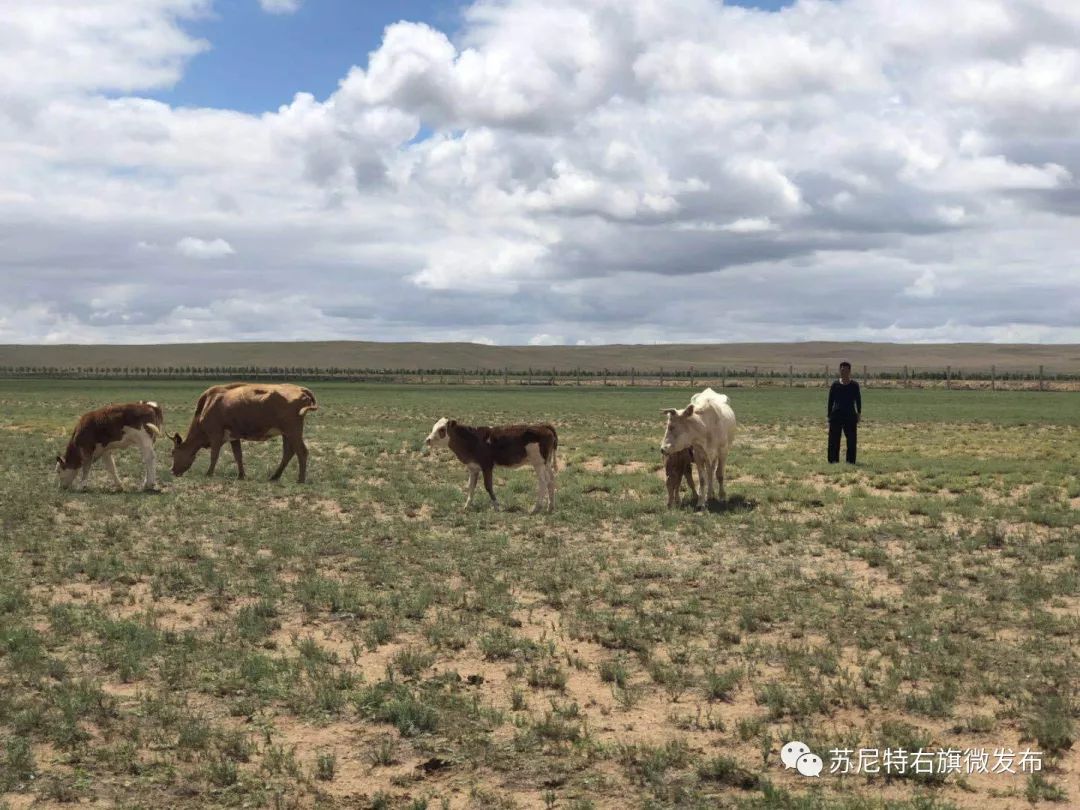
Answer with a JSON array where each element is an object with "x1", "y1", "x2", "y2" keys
[{"x1": 1, "y1": 364, "x2": 1076, "y2": 391}]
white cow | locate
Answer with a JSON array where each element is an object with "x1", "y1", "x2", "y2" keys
[{"x1": 659, "y1": 388, "x2": 736, "y2": 509}]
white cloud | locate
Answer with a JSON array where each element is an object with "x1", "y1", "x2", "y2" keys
[
  {"x1": 721, "y1": 217, "x2": 777, "y2": 234},
  {"x1": 176, "y1": 237, "x2": 236, "y2": 259},
  {"x1": 259, "y1": 0, "x2": 302, "y2": 14},
  {"x1": 2, "y1": 0, "x2": 1080, "y2": 345}
]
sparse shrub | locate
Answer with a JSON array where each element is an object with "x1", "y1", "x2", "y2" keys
[
  {"x1": 391, "y1": 646, "x2": 435, "y2": 679},
  {"x1": 315, "y1": 751, "x2": 336, "y2": 781}
]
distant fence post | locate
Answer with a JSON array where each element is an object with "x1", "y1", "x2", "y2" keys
[
  {"x1": 904, "y1": 365, "x2": 909, "y2": 389},
  {"x1": 575, "y1": 367, "x2": 580, "y2": 386},
  {"x1": 659, "y1": 367, "x2": 664, "y2": 387},
  {"x1": 946, "y1": 365, "x2": 951, "y2": 390},
  {"x1": 1039, "y1": 365, "x2": 1044, "y2": 391},
  {"x1": 721, "y1": 367, "x2": 726, "y2": 389},
  {"x1": 603, "y1": 367, "x2": 608, "y2": 386},
  {"x1": 754, "y1": 366, "x2": 759, "y2": 387},
  {"x1": 631, "y1": 367, "x2": 636, "y2": 386},
  {"x1": 788, "y1": 364, "x2": 793, "y2": 387},
  {"x1": 824, "y1": 364, "x2": 829, "y2": 386},
  {"x1": 991, "y1": 365, "x2": 996, "y2": 391},
  {"x1": 504, "y1": 367, "x2": 509, "y2": 385},
  {"x1": 689, "y1": 366, "x2": 695, "y2": 388}
]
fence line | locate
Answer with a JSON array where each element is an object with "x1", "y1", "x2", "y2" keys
[{"x1": 0, "y1": 365, "x2": 1076, "y2": 391}]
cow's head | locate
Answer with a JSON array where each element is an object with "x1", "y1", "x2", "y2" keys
[
  {"x1": 55, "y1": 451, "x2": 79, "y2": 489},
  {"x1": 170, "y1": 432, "x2": 198, "y2": 476},
  {"x1": 424, "y1": 417, "x2": 455, "y2": 452},
  {"x1": 660, "y1": 404, "x2": 699, "y2": 456}
]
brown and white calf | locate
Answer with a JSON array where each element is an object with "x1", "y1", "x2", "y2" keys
[
  {"x1": 424, "y1": 418, "x2": 558, "y2": 513},
  {"x1": 55, "y1": 401, "x2": 164, "y2": 491},
  {"x1": 664, "y1": 447, "x2": 698, "y2": 509},
  {"x1": 171, "y1": 383, "x2": 318, "y2": 483}
]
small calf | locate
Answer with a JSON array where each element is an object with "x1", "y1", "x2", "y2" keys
[
  {"x1": 664, "y1": 447, "x2": 698, "y2": 509},
  {"x1": 56, "y1": 401, "x2": 164, "y2": 491},
  {"x1": 425, "y1": 418, "x2": 558, "y2": 513}
]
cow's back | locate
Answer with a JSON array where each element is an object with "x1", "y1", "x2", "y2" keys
[
  {"x1": 690, "y1": 388, "x2": 736, "y2": 449},
  {"x1": 199, "y1": 384, "x2": 312, "y2": 435}
]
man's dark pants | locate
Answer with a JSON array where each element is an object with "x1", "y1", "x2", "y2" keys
[{"x1": 828, "y1": 418, "x2": 857, "y2": 463}]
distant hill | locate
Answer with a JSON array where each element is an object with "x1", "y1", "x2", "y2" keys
[{"x1": 1, "y1": 341, "x2": 1078, "y2": 373}]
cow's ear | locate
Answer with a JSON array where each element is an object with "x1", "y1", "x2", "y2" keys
[
  {"x1": 661, "y1": 408, "x2": 677, "y2": 416},
  {"x1": 683, "y1": 404, "x2": 695, "y2": 416},
  {"x1": 172, "y1": 432, "x2": 182, "y2": 446},
  {"x1": 446, "y1": 419, "x2": 457, "y2": 428}
]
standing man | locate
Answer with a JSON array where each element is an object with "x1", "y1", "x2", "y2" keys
[{"x1": 828, "y1": 361, "x2": 861, "y2": 464}]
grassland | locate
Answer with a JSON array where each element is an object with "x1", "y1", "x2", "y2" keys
[
  {"x1": 2, "y1": 340, "x2": 1079, "y2": 374},
  {"x1": 1, "y1": 380, "x2": 1077, "y2": 809}
]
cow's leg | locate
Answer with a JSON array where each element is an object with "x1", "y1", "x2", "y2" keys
[
  {"x1": 706, "y1": 452, "x2": 720, "y2": 502},
  {"x1": 693, "y1": 457, "x2": 708, "y2": 510},
  {"x1": 685, "y1": 465, "x2": 698, "y2": 506},
  {"x1": 526, "y1": 443, "x2": 548, "y2": 514},
  {"x1": 230, "y1": 440, "x2": 245, "y2": 480},
  {"x1": 464, "y1": 466, "x2": 480, "y2": 509},
  {"x1": 294, "y1": 437, "x2": 309, "y2": 483},
  {"x1": 76, "y1": 456, "x2": 95, "y2": 491},
  {"x1": 206, "y1": 438, "x2": 223, "y2": 476},
  {"x1": 269, "y1": 437, "x2": 294, "y2": 481},
  {"x1": 103, "y1": 453, "x2": 123, "y2": 490},
  {"x1": 666, "y1": 476, "x2": 677, "y2": 509},
  {"x1": 546, "y1": 451, "x2": 557, "y2": 512},
  {"x1": 135, "y1": 431, "x2": 158, "y2": 490},
  {"x1": 715, "y1": 451, "x2": 726, "y2": 501},
  {"x1": 482, "y1": 466, "x2": 500, "y2": 511}
]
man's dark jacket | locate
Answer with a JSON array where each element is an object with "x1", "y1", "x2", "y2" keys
[{"x1": 828, "y1": 380, "x2": 861, "y2": 422}]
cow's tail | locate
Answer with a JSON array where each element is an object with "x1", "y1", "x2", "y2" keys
[
  {"x1": 298, "y1": 387, "x2": 318, "y2": 416},
  {"x1": 141, "y1": 400, "x2": 164, "y2": 439},
  {"x1": 548, "y1": 425, "x2": 559, "y2": 473}
]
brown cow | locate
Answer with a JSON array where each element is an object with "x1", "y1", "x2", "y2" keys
[
  {"x1": 170, "y1": 383, "x2": 318, "y2": 483},
  {"x1": 424, "y1": 418, "x2": 558, "y2": 513},
  {"x1": 55, "y1": 401, "x2": 164, "y2": 491},
  {"x1": 664, "y1": 447, "x2": 697, "y2": 509}
]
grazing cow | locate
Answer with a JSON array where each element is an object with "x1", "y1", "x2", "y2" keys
[
  {"x1": 660, "y1": 387, "x2": 736, "y2": 509},
  {"x1": 55, "y1": 401, "x2": 164, "y2": 491},
  {"x1": 171, "y1": 383, "x2": 318, "y2": 483},
  {"x1": 425, "y1": 418, "x2": 558, "y2": 513},
  {"x1": 664, "y1": 447, "x2": 698, "y2": 509}
]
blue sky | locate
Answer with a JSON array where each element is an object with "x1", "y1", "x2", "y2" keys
[{"x1": 158, "y1": 0, "x2": 795, "y2": 112}]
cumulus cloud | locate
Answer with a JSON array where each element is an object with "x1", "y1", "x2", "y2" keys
[
  {"x1": 1, "y1": 0, "x2": 1079, "y2": 345},
  {"x1": 175, "y1": 237, "x2": 236, "y2": 259}
]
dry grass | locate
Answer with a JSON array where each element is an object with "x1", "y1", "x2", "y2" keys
[{"x1": 0, "y1": 380, "x2": 1077, "y2": 809}]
